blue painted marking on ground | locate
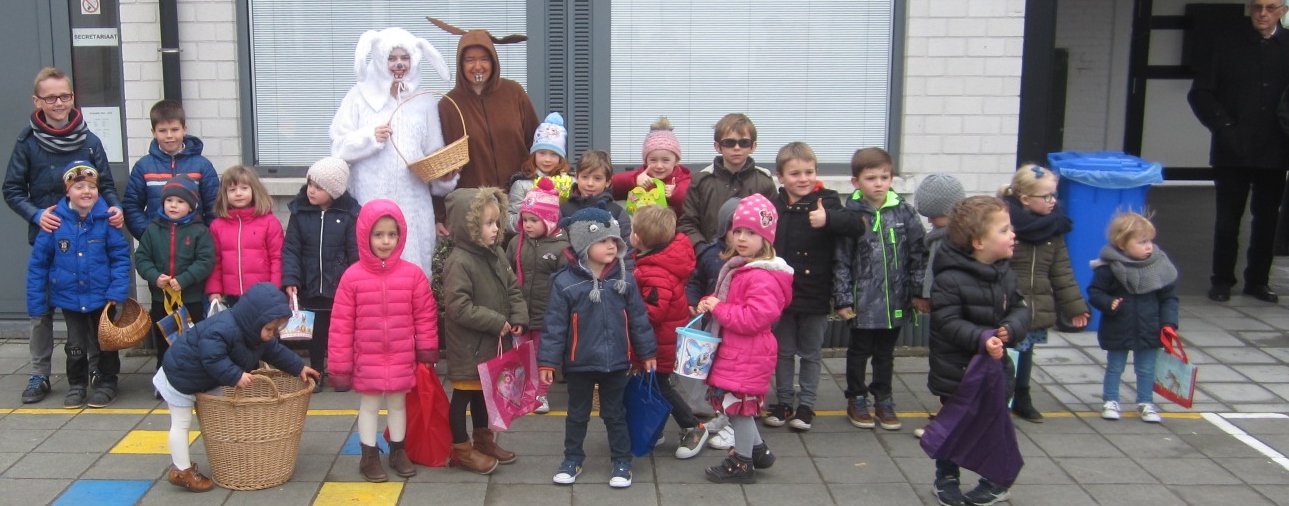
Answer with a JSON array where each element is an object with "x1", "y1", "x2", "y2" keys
[
  {"x1": 53, "y1": 480, "x2": 152, "y2": 506},
  {"x1": 340, "y1": 432, "x2": 390, "y2": 455}
]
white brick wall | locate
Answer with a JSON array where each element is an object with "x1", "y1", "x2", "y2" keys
[
  {"x1": 902, "y1": 0, "x2": 1026, "y2": 195},
  {"x1": 118, "y1": 0, "x2": 241, "y2": 172}
]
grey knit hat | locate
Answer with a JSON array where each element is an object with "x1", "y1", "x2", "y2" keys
[
  {"x1": 558, "y1": 207, "x2": 628, "y2": 302},
  {"x1": 715, "y1": 197, "x2": 741, "y2": 239},
  {"x1": 914, "y1": 173, "x2": 965, "y2": 219}
]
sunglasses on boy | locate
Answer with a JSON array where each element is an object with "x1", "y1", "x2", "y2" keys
[{"x1": 718, "y1": 138, "x2": 754, "y2": 149}]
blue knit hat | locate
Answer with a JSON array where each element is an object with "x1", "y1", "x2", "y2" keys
[{"x1": 531, "y1": 112, "x2": 567, "y2": 159}]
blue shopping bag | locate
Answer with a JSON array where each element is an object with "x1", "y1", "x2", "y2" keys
[
  {"x1": 624, "y1": 372, "x2": 672, "y2": 457},
  {"x1": 155, "y1": 288, "x2": 192, "y2": 346}
]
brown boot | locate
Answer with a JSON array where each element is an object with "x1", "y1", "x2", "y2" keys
[
  {"x1": 360, "y1": 443, "x2": 388, "y2": 482},
  {"x1": 168, "y1": 463, "x2": 214, "y2": 492},
  {"x1": 387, "y1": 440, "x2": 417, "y2": 477},
  {"x1": 472, "y1": 428, "x2": 517, "y2": 464},
  {"x1": 452, "y1": 441, "x2": 499, "y2": 475}
]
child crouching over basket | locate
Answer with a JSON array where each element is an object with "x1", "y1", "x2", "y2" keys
[{"x1": 152, "y1": 282, "x2": 320, "y2": 492}]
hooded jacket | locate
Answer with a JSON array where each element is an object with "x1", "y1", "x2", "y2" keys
[
  {"x1": 161, "y1": 282, "x2": 304, "y2": 394},
  {"x1": 505, "y1": 227, "x2": 570, "y2": 331},
  {"x1": 134, "y1": 210, "x2": 216, "y2": 306},
  {"x1": 123, "y1": 135, "x2": 220, "y2": 238},
  {"x1": 630, "y1": 233, "x2": 697, "y2": 373},
  {"x1": 610, "y1": 164, "x2": 694, "y2": 215},
  {"x1": 705, "y1": 257, "x2": 794, "y2": 395},
  {"x1": 834, "y1": 190, "x2": 928, "y2": 329},
  {"x1": 328, "y1": 199, "x2": 439, "y2": 393},
  {"x1": 539, "y1": 255, "x2": 658, "y2": 374},
  {"x1": 678, "y1": 157, "x2": 777, "y2": 246},
  {"x1": 560, "y1": 191, "x2": 633, "y2": 248},
  {"x1": 443, "y1": 188, "x2": 528, "y2": 381},
  {"x1": 27, "y1": 197, "x2": 131, "y2": 316},
  {"x1": 4, "y1": 125, "x2": 120, "y2": 245},
  {"x1": 773, "y1": 184, "x2": 866, "y2": 315},
  {"x1": 928, "y1": 244, "x2": 1030, "y2": 398},
  {"x1": 205, "y1": 207, "x2": 284, "y2": 297},
  {"x1": 282, "y1": 186, "x2": 361, "y2": 305}
]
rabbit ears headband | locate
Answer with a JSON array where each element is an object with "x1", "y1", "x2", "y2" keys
[
  {"x1": 353, "y1": 27, "x2": 450, "y2": 84},
  {"x1": 425, "y1": 16, "x2": 529, "y2": 45}
]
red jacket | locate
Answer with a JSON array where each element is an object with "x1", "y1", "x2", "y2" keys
[
  {"x1": 610, "y1": 164, "x2": 693, "y2": 215},
  {"x1": 327, "y1": 199, "x2": 439, "y2": 394},
  {"x1": 205, "y1": 207, "x2": 283, "y2": 296},
  {"x1": 706, "y1": 258, "x2": 794, "y2": 395},
  {"x1": 630, "y1": 233, "x2": 696, "y2": 373}
]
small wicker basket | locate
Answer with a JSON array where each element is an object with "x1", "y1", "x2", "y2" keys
[
  {"x1": 196, "y1": 369, "x2": 314, "y2": 491},
  {"x1": 97, "y1": 298, "x2": 152, "y2": 352},
  {"x1": 389, "y1": 90, "x2": 470, "y2": 182}
]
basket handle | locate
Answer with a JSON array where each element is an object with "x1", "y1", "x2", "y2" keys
[
  {"x1": 231, "y1": 374, "x2": 281, "y2": 402},
  {"x1": 684, "y1": 315, "x2": 704, "y2": 329},
  {"x1": 386, "y1": 90, "x2": 467, "y2": 168}
]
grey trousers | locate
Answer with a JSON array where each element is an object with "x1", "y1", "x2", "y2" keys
[{"x1": 772, "y1": 312, "x2": 828, "y2": 408}]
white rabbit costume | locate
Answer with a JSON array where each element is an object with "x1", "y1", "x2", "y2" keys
[{"x1": 330, "y1": 27, "x2": 458, "y2": 275}]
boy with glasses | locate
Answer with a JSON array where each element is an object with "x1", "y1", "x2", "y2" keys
[{"x1": 678, "y1": 113, "x2": 778, "y2": 247}]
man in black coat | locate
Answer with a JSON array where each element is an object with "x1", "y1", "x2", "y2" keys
[{"x1": 1188, "y1": 0, "x2": 1289, "y2": 303}]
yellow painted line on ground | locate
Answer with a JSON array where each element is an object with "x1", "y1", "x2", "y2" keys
[
  {"x1": 111, "y1": 430, "x2": 199, "y2": 454},
  {"x1": 314, "y1": 482, "x2": 403, "y2": 506}
]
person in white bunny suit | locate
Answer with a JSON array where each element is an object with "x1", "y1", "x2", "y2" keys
[{"x1": 330, "y1": 27, "x2": 458, "y2": 276}]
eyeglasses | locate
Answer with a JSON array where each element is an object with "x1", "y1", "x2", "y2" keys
[
  {"x1": 718, "y1": 138, "x2": 754, "y2": 149},
  {"x1": 36, "y1": 94, "x2": 74, "y2": 105},
  {"x1": 1028, "y1": 194, "x2": 1056, "y2": 203},
  {"x1": 1252, "y1": 3, "x2": 1286, "y2": 13}
]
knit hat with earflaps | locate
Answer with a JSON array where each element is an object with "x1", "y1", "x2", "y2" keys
[
  {"x1": 531, "y1": 112, "x2": 567, "y2": 159},
  {"x1": 559, "y1": 206, "x2": 628, "y2": 302}
]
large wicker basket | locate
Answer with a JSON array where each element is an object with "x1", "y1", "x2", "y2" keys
[
  {"x1": 390, "y1": 90, "x2": 470, "y2": 182},
  {"x1": 98, "y1": 298, "x2": 152, "y2": 352},
  {"x1": 196, "y1": 369, "x2": 314, "y2": 491}
]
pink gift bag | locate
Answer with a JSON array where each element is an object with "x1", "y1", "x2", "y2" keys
[{"x1": 477, "y1": 336, "x2": 542, "y2": 431}]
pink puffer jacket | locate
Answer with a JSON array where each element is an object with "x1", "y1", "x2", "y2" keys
[
  {"x1": 706, "y1": 257, "x2": 794, "y2": 395},
  {"x1": 328, "y1": 199, "x2": 438, "y2": 394},
  {"x1": 206, "y1": 207, "x2": 283, "y2": 296}
]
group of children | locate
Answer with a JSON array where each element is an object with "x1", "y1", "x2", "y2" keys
[{"x1": 20, "y1": 95, "x2": 1181, "y2": 500}]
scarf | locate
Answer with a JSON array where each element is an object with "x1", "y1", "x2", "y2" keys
[
  {"x1": 1006, "y1": 196, "x2": 1072, "y2": 243},
  {"x1": 705, "y1": 255, "x2": 749, "y2": 338},
  {"x1": 30, "y1": 109, "x2": 88, "y2": 154},
  {"x1": 1094, "y1": 244, "x2": 1178, "y2": 295}
]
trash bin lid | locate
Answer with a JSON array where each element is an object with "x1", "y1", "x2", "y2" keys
[{"x1": 1047, "y1": 151, "x2": 1164, "y2": 189}]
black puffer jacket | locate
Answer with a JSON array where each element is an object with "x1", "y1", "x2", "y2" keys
[
  {"x1": 282, "y1": 187, "x2": 361, "y2": 306},
  {"x1": 1087, "y1": 265, "x2": 1179, "y2": 351},
  {"x1": 928, "y1": 244, "x2": 1030, "y2": 397},
  {"x1": 773, "y1": 186, "x2": 866, "y2": 314},
  {"x1": 834, "y1": 190, "x2": 927, "y2": 328}
]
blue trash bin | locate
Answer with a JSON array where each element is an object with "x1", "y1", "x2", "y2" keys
[{"x1": 1048, "y1": 151, "x2": 1164, "y2": 331}]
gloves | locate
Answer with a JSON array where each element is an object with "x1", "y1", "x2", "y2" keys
[
  {"x1": 416, "y1": 349, "x2": 440, "y2": 365},
  {"x1": 330, "y1": 375, "x2": 352, "y2": 392}
]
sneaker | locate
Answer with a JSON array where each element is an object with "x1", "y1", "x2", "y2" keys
[
  {"x1": 86, "y1": 384, "x2": 118, "y2": 408},
  {"x1": 64, "y1": 386, "x2": 87, "y2": 409},
  {"x1": 788, "y1": 405, "x2": 815, "y2": 431},
  {"x1": 707, "y1": 425, "x2": 735, "y2": 450},
  {"x1": 21, "y1": 375, "x2": 50, "y2": 404},
  {"x1": 675, "y1": 425, "x2": 709, "y2": 459},
  {"x1": 874, "y1": 396, "x2": 902, "y2": 430},
  {"x1": 763, "y1": 403, "x2": 793, "y2": 427},
  {"x1": 848, "y1": 397, "x2": 875, "y2": 429},
  {"x1": 656, "y1": 434, "x2": 665, "y2": 447},
  {"x1": 609, "y1": 462, "x2": 633, "y2": 488},
  {"x1": 1138, "y1": 403, "x2": 1162, "y2": 423},
  {"x1": 535, "y1": 395, "x2": 551, "y2": 414},
  {"x1": 962, "y1": 478, "x2": 1010, "y2": 505},
  {"x1": 1101, "y1": 400, "x2": 1121, "y2": 420},
  {"x1": 750, "y1": 442, "x2": 775, "y2": 469},
  {"x1": 705, "y1": 453, "x2": 755, "y2": 484},
  {"x1": 933, "y1": 476, "x2": 967, "y2": 506},
  {"x1": 552, "y1": 459, "x2": 582, "y2": 485}
]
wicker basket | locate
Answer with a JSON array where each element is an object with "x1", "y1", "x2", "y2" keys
[
  {"x1": 389, "y1": 90, "x2": 470, "y2": 182},
  {"x1": 196, "y1": 369, "x2": 314, "y2": 491},
  {"x1": 98, "y1": 298, "x2": 152, "y2": 352}
]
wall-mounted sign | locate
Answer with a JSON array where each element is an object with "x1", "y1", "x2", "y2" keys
[
  {"x1": 71, "y1": 27, "x2": 118, "y2": 47},
  {"x1": 81, "y1": 0, "x2": 101, "y2": 15},
  {"x1": 81, "y1": 107, "x2": 123, "y2": 163}
]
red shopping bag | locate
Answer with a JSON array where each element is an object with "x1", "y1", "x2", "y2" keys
[
  {"x1": 477, "y1": 337, "x2": 541, "y2": 431},
  {"x1": 384, "y1": 363, "x2": 453, "y2": 467}
]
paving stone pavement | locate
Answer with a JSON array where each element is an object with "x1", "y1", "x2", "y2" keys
[{"x1": 0, "y1": 289, "x2": 1287, "y2": 505}]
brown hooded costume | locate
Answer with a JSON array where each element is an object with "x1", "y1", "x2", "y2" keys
[{"x1": 431, "y1": 18, "x2": 540, "y2": 224}]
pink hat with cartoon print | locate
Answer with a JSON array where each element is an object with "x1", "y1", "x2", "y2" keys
[
  {"x1": 520, "y1": 177, "x2": 562, "y2": 234},
  {"x1": 731, "y1": 194, "x2": 778, "y2": 244}
]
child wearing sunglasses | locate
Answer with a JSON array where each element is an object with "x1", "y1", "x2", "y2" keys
[{"x1": 677, "y1": 113, "x2": 777, "y2": 247}]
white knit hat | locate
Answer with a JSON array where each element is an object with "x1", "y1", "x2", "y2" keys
[{"x1": 308, "y1": 156, "x2": 351, "y2": 199}]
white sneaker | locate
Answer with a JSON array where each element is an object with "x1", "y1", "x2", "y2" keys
[
  {"x1": 707, "y1": 425, "x2": 735, "y2": 450},
  {"x1": 913, "y1": 426, "x2": 926, "y2": 439},
  {"x1": 535, "y1": 395, "x2": 550, "y2": 414},
  {"x1": 1101, "y1": 400, "x2": 1121, "y2": 420},
  {"x1": 674, "y1": 425, "x2": 709, "y2": 459},
  {"x1": 1138, "y1": 403, "x2": 1162, "y2": 423}
]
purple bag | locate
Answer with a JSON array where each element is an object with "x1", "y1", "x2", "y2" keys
[{"x1": 920, "y1": 330, "x2": 1024, "y2": 488}]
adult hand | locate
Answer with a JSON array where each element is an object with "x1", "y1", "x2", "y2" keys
[
  {"x1": 374, "y1": 124, "x2": 392, "y2": 143},
  {"x1": 107, "y1": 206, "x2": 124, "y2": 229},
  {"x1": 837, "y1": 308, "x2": 856, "y2": 320},
  {"x1": 237, "y1": 372, "x2": 255, "y2": 389},
  {"x1": 38, "y1": 206, "x2": 60, "y2": 233},
  {"x1": 911, "y1": 298, "x2": 930, "y2": 314},
  {"x1": 808, "y1": 199, "x2": 827, "y2": 228},
  {"x1": 540, "y1": 369, "x2": 554, "y2": 386},
  {"x1": 985, "y1": 336, "x2": 1004, "y2": 359},
  {"x1": 1071, "y1": 313, "x2": 1090, "y2": 327}
]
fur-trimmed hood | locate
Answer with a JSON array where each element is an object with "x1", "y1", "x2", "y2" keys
[
  {"x1": 351, "y1": 27, "x2": 451, "y2": 111},
  {"x1": 445, "y1": 187, "x2": 508, "y2": 252}
]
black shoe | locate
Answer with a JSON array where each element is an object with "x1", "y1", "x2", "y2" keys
[
  {"x1": 64, "y1": 385, "x2": 88, "y2": 409},
  {"x1": 963, "y1": 478, "x2": 1010, "y2": 505},
  {"x1": 1208, "y1": 285, "x2": 1231, "y2": 302},
  {"x1": 705, "y1": 453, "x2": 756, "y2": 484},
  {"x1": 313, "y1": 374, "x2": 326, "y2": 394},
  {"x1": 87, "y1": 384, "x2": 118, "y2": 408},
  {"x1": 750, "y1": 442, "x2": 775, "y2": 469},
  {"x1": 763, "y1": 403, "x2": 792, "y2": 427},
  {"x1": 788, "y1": 405, "x2": 815, "y2": 431},
  {"x1": 933, "y1": 476, "x2": 967, "y2": 506},
  {"x1": 1243, "y1": 285, "x2": 1279, "y2": 303},
  {"x1": 1011, "y1": 387, "x2": 1044, "y2": 423},
  {"x1": 22, "y1": 375, "x2": 50, "y2": 404}
]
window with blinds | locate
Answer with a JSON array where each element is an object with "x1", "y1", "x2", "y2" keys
[
  {"x1": 609, "y1": 0, "x2": 894, "y2": 169},
  {"x1": 248, "y1": 1, "x2": 527, "y2": 166}
]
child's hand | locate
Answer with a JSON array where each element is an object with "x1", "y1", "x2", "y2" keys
[
  {"x1": 635, "y1": 171, "x2": 653, "y2": 188},
  {"x1": 911, "y1": 297, "x2": 930, "y2": 314},
  {"x1": 696, "y1": 296, "x2": 721, "y2": 314},
  {"x1": 689, "y1": 306, "x2": 698, "y2": 316},
  {"x1": 809, "y1": 199, "x2": 827, "y2": 228},
  {"x1": 209, "y1": 294, "x2": 222, "y2": 304},
  {"x1": 237, "y1": 372, "x2": 254, "y2": 389},
  {"x1": 996, "y1": 326, "x2": 1010, "y2": 343},
  {"x1": 156, "y1": 274, "x2": 172, "y2": 289},
  {"x1": 511, "y1": 324, "x2": 525, "y2": 337},
  {"x1": 436, "y1": 222, "x2": 451, "y2": 237},
  {"x1": 499, "y1": 322, "x2": 513, "y2": 338},
  {"x1": 284, "y1": 286, "x2": 297, "y2": 299},
  {"x1": 1072, "y1": 313, "x2": 1090, "y2": 327},
  {"x1": 664, "y1": 184, "x2": 675, "y2": 198},
  {"x1": 374, "y1": 124, "x2": 392, "y2": 143},
  {"x1": 1110, "y1": 298, "x2": 1123, "y2": 311},
  {"x1": 643, "y1": 358, "x2": 657, "y2": 372},
  {"x1": 168, "y1": 278, "x2": 182, "y2": 291},
  {"x1": 837, "y1": 308, "x2": 856, "y2": 320},
  {"x1": 985, "y1": 336, "x2": 1004, "y2": 359},
  {"x1": 540, "y1": 369, "x2": 554, "y2": 385},
  {"x1": 299, "y1": 366, "x2": 321, "y2": 384}
]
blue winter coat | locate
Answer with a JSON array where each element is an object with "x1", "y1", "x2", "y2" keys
[
  {"x1": 26, "y1": 198, "x2": 131, "y2": 316},
  {"x1": 122, "y1": 135, "x2": 220, "y2": 238},
  {"x1": 282, "y1": 186, "x2": 360, "y2": 305},
  {"x1": 539, "y1": 258, "x2": 658, "y2": 374},
  {"x1": 686, "y1": 239, "x2": 726, "y2": 306},
  {"x1": 4, "y1": 128, "x2": 121, "y2": 245},
  {"x1": 161, "y1": 282, "x2": 304, "y2": 394}
]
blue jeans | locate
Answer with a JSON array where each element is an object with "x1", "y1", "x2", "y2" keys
[
  {"x1": 564, "y1": 370, "x2": 631, "y2": 465},
  {"x1": 772, "y1": 312, "x2": 828, "y2": 407},
  {"x1": 1103, "y1": 349, "x2": 1157, "y2": 404}
]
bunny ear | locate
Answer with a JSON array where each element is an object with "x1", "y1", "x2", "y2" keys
[
  {"x1": 491, "y1": 33, "x2": 529, "y2": 44},
  {"x1": 426, "y1": 16, "x2": 468, "y2": 36},
  {"x1": 416, "y1": 38, "x2": 451, "y2": 84},
  {"x1": 353, "y1": 29, "x2": 380, "y2": 80}
]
